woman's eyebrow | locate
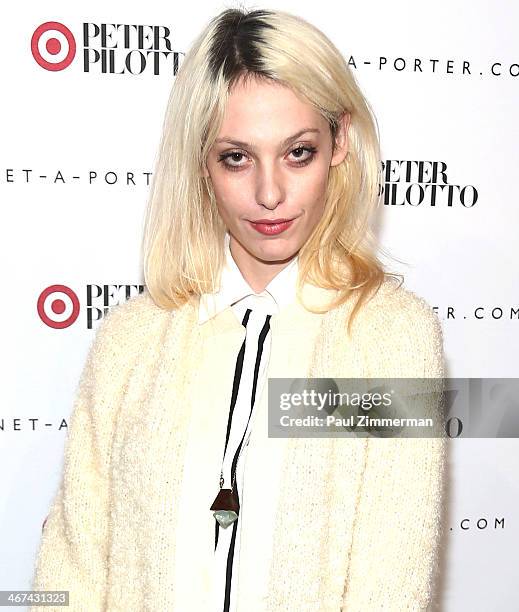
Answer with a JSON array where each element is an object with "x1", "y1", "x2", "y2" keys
[{"x1": 214, "y1": 128, "x2": 321, "y2": 150}]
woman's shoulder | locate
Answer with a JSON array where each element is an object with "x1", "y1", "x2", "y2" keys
[
  {"x1": 87, "y1": 288, "x2": 175, "y2": 367},
  {"x1": 358, "y1": 275, "x2": 441, "y2": 334},
  {"x1": 100, "y1": 288, "x2": 167, "y2": 326},
  {"x1": 352, "y1": 275, "x2": 444, "y2": 377}
]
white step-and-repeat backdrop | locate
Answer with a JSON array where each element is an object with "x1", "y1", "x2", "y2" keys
[{"x1": 1, "y1": 1, "x2": 517, "y2": 610}]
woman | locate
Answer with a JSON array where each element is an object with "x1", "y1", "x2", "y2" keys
[{"x1": 31, "y1": 7, "x2": 447, "y2": 612}]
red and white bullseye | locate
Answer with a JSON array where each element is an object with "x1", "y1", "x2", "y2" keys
[
  {"x1": 31, "y1": 22, "x2": 76, "y2": 71},
  {"x1": 37, "y1": 284, "x2": 80, "y2": 329}
]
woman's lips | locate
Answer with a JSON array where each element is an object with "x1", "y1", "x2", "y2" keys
[{"x1": 248, "y1": 218, "x2": 295, "y2": 236}]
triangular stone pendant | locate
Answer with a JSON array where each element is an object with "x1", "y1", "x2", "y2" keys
[{"x1": 210, "y1": 488, "x2": 239, "y2": 528}]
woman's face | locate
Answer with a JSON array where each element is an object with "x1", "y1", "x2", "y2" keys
[{"x1": 204, "y1": 75, "x2": 349, "y2": 272}]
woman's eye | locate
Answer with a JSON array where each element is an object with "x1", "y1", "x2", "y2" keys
[
  {"x1": 228, "y1": 152, "x2": 246, "y2": 164},
  {"x1": 289, "y1": 146, "x2": 317, "y2": 164},
  {"x1": 217, "y1": 145, "x2": 317, "y2": 171},
  {"x1": 217, "y1": 152, "x2": 246, "y2": 171},
  {"x1": 217, "y1": 151, "x2": 248, "y2": 169}
]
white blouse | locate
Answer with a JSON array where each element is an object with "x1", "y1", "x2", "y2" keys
[{"x1": 198, "y1": 231, "x2": 299, "y2": 612}]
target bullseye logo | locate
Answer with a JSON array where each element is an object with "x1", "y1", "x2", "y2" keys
[
  {"x1": 31, "y1": 22, "x2": 76, "y2": 71},
  {"x1": 37, "y1": 285, "x2": 80, "y2": 329}
]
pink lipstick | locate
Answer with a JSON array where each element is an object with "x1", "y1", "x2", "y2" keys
[{"x1": 248, "y1": 218, "x2": 295, "y2": 236}]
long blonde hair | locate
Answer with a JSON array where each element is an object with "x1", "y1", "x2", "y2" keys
[{"x1": 141, "y1": 7, "x2": 402, "y2": 334}]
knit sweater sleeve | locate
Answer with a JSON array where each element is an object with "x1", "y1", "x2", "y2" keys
[
  {"x1": 29, "y1": 297, "x2": 143, "y2": 612},
  {"x1": 342, "y1": 282, "x2": 448, "y2": 611}
]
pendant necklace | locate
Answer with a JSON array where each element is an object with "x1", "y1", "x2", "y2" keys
[
  {"x1": 210, "y1": 308, "x2": 271, "y2": 529},
  {"x1": 210, "y1": 433, "x2": 249, "y2": 529}
]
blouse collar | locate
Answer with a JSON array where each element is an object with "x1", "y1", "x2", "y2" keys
[{"x1": 198, "y1": 231, "x2": 299, "y2": 325}]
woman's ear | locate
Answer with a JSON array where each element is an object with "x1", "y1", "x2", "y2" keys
[{"x1": 330, "y1": 111, "x2": 351, "y2": 167}]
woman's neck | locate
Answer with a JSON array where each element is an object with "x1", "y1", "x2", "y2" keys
[{"x1": 228, "y1": 235, "x2": 298, "y2": 293}]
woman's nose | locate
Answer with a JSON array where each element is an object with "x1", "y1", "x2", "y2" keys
[{"x1": 254, "y1": 162, "x2": 284, "y2": 210}]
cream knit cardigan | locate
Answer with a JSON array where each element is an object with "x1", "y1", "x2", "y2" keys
[{"x1": 30, "y1": 276, "x2": 447, "y2": 611}]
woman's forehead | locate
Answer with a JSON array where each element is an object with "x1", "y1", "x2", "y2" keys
[{"x1": 219, "y1": 79, "x2": 326, "y2": 142}]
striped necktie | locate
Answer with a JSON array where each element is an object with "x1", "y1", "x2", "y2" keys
[{"x1": 214, "y1": 306, "x2": 272, "y2": 612}]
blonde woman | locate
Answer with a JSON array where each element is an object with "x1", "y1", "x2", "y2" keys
[{"x1": 31, "y1": 7, "x2": 447, "y2": 612}]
